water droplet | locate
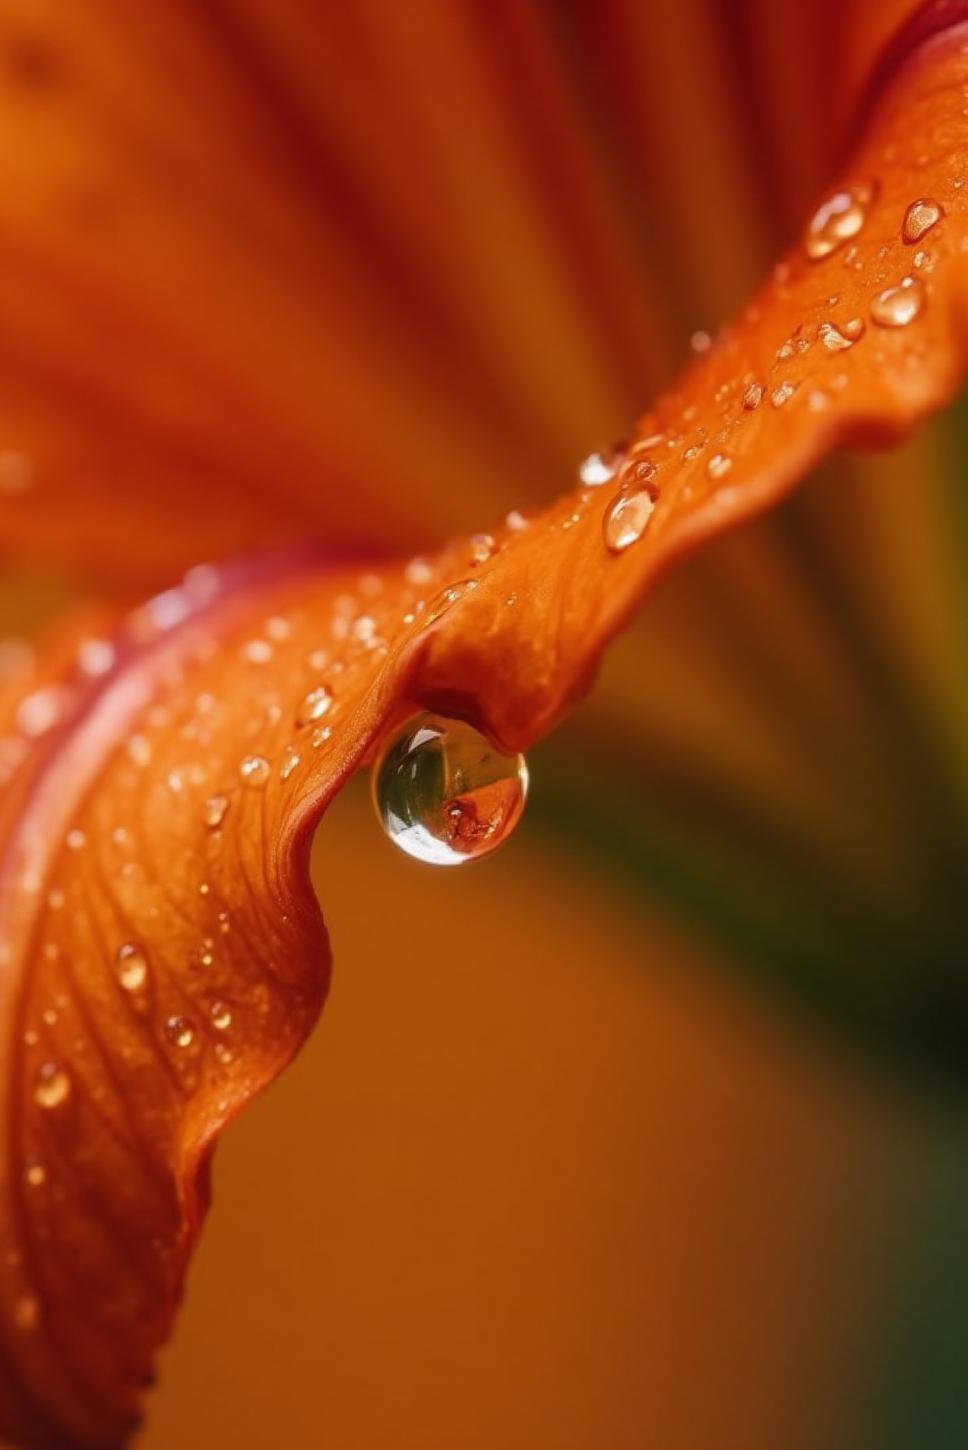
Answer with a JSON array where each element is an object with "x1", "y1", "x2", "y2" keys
[
  {"x1": 372, "y1": 714, "x2": 528, "y2": 867},
  {"x1": 603, "y1": 485, "x2": 657, "y2": 553},
  {"x1": 239, "y1": 755, "x2": 270, "y2": 787},
  {"x1": 210, "y1": 1001, "x2": 232, "y2": 1030},
  {"x1": 126, "y1": 733, "x2": 151, "y2": 767},
  {"x1": 770, "y1": 382, "x2": 797, "y2": 408},
  {"x1": 706, "y1": 453, "x2": 732, "y2": 480},
  {"x1": 742, "y1": 383, "x2": 763, "y2": 410},
  {"x1": 280, "y1": 746, "x2": 301, "y2": 780},
  {"x1": 65, "y1": 828, "x2": 86, "y2": 851},
  {"x1": 77, "y1": 637, "x2": 115, "y2": 677},
  {"x1": 870, "y1": 276, "x2": 924, "y2": 327},
  {"x1": 424, "y1": 580, "x2": 478, "y2": 624},
  {"x1": 16, "y1": 686, "x2": 70, "y2": 739},
  {"x1": 33, "y1": 1063, "x2": 71, "y2": 1110},
  {"x1": 115, "y1": 943, "x2": 148, "y2": 992},
  {"x1": 23, "y1": 1162, "x2": 46, "y2": 1188},
  {"x1": 807, "y1": 389, "x2": 831, "y2": 412},
  {"x1": 203, "y1": 794, "x2": 229, "y2": 829},
  {"x1": 311, "y1": 726, "x2": 332, "y2": 748},
  {"x1": 902, "y1": 197, "x2": 943, "y2": 243},
  {"x1": 578, "y1": 451, "x2": 616, "y2": 487},
  {"x1": 804, "y1": 182, "x2": 876, "y2": 260},
  {"x1": 296, "y1": 686, "x2": 333, "y2": 727},
  {"x1": 505, "y1": 509, "x2": 529, "y2": 532},
  {"x1": 242, "y1": 639, "x2": 273, "y2": 664},
  {"x1": 405, "y1": 557, "x2": 433, "y2": 587},
  {"x1": 818, "y1": 317, "x2": 865, "y2": 351},
  {"x1": 165, "y1": 1015, "x2": 195, "y2": 1049},
  {"x1": 690, "y1": 329, "x2": 712, "y2": 354},
  {"x1": 468, "y1": 532, "x2": 495, "y2": 564}
]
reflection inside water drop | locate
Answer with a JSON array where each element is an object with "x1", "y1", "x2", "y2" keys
[{"x1": 372, "y1": 714, "x2": 528, "y2": 866}]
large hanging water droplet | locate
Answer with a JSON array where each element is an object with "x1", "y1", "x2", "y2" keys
[
  {"x1": 372, "y1": 713, "x2": 528, "y2": 866},
  {"x1": 803, "y1": 182, "x2": 876, "y2": 260}
]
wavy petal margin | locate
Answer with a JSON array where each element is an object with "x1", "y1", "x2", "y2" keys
[{"x1": 2, "y1": 14, "x2": 968, "y2": 1450}]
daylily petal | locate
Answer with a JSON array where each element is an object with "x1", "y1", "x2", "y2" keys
[{"x1": 2, "y1": 8, "x2": 968, "y2": 1448}]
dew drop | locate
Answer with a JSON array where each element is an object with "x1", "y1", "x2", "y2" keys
[
  {"x1": 902, "y1": 197, "x2": 943, "y2": 244},
  {"x1": 23, "y1": 1162, "x2": 46, "y2": 1188},
  {"x1": 372, "y1": 714, "x2": 528, "y2": 866},
  {"x1": 280, "y1": 746, "x2": 301, "y2": 780},
  {"x1": 804, "y1": 182, "x2": 875, "y2": 260},
  {"x1": 578, "y1": 451, "x2": 616, "y2": 487},
  {"x1": 602, "y1": 485, "x2": 657, "y2": 553},
  {"x1": 296, "y1": 686, "x2": 333, "y2": 727},
  {"x1": 469, "y1": 532, "x2": 495, "y2": 564},
  {"x1": 870, "y1": 276, "x2": 924, "y2": 327},
  {"x1": 706, "y1": 452, "x2": 733, "y2": 480},
  {"x1": 239, "y1": 755, "x2": 270, "y2": 787},
  {"x1": 505, "y1": 509, "x2": 529, "y2": 532},
  {"x1": 770, "y1": 382, "x2": 797, "y2": 408},
  {"x1": 115, "y1": 942, "x2": 148, "y2": 992},
  {"x1": 165, "y1": 1015, "x2": 195, "y2": 1050},
  {"x1": 65, "y1": 828, "x2": 86, "y2": 851},
  {"x1": 742, "y1": 383, "x2": 763, "y2": 410},
  {"x1": 126, "y1": 733, "x2": 151, "y2": 767},
  {"x1": 203, "y1": 794, "x2": 229, "y2": 829},
  {"x1": 242, "y1": 638, "x2": 273, "y2": 664},
  {"x1": 17, "y1": 686, "x2": 69, "y2": 739},
  {"x1": 77, "y1": 637, "x2": 115, "y2": 678},
  {"x1": 404, "y1": 557, "x2": 433, "y2": 587},
  {"x1": 210, "y1": 1001, "x2": 232, "y2": 1031},
  {"x1": 424, "y1": 580, "x2": 478, "y2": 624},
  {"x1": 818, "y1": 317, "x2": 865, "y2": 351},
  {"x1": 33, "y1": 1063, "x2": 71, "y2": 1110}
]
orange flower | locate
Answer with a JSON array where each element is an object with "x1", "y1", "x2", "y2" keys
[{"x1": 0, "y1": 2, "x2": 967, "y2": 1445}]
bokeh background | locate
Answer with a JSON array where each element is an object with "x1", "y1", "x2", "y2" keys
[{"x1": 1, "y1": 2, "x2": 967, "y2": 1446}]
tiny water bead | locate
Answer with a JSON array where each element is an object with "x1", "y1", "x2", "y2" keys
[
  {"x1": 115, "y1": 942, "x2": 148, "y2": 992},
  {"x1": 372, "y1": 714, "x2": 528, "y2": 866},
  {"x1": 33, "y1": 1063, "x2": 70, "y2": 1110}
]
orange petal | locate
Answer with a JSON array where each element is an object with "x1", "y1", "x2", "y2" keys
[{"x1": 3, "y1": 15, "x2": 968, "y2": 1449}]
